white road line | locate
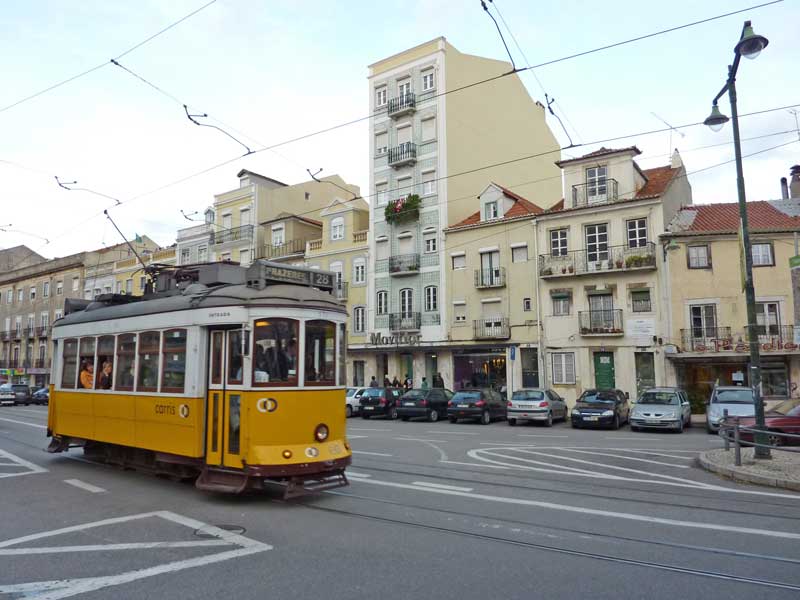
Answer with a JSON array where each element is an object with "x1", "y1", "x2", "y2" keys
[
  {"x1": 0, "y1": 540, "x2": 231, "y2": 556},
  {"x1": 394, "y1": 437, "x2": 451, "y2": 443},
  {"x1": 352, "y1": 450, "x2": 393, "y2": 457},
  {"x1": 63, "y1": 479, "x2": 107, "y2": 493},
  {"x1": 413, "y1": 481, "x2": 474, "y2": 492},
  {"x1": 0, "y1": 449, "x2": 48, "y2": 478},
  {"x1": 346, "y1": 471, "x2": 372, "y2": 478},
  {"x1": 346, "y1": 435, "x2": 369, "y2": 439},
  {"x1": 516, "y1": 434, "x2": 569, "y2": 438},
  {"x1": 425, "y1": 430, "x2": 481, "y2": 435},
  {"x1": 561, "y1": 448, "x2": 690, "y2": 468},
  {"x1": 478, "y1": 441, "x2": 539, "y2": 446},
  {"x1": 439, "y1": 460, "x2": 509, "y2": 470},
  {"x1": 353, "y1": 477, "x2": 800, "y2": 541},
  {"x1": 0, "y1": 416, "x2": 47, "y2": 429},
  {"x1": 349, "y1": 428, "x2": 390, "y2": 432}
]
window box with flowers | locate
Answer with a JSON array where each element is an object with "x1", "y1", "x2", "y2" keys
[{"x1": 384, "y1": 194, "x2": 421, "y2": 224}]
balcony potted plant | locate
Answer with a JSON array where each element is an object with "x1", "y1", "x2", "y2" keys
[
  {"x1": 615, "y1": 259, "x2": 623, "y2": 269},
  {"x1": 568, "y1": 265, "x2": 574, "y2": 273},
  {"x1": 542, "y1": 267, "x2": 553, "y2": 276},
  {"x1": 384, "y1": 194, "x2": 421, "y2": 224},
  {"x1": 642, "y1": 254, "x2": 656, "y2": 267},
  {"x1": 561, "y1": 266, "x2": 567, "y2": 274}
]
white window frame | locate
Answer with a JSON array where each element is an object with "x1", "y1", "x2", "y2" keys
[
  {"x1": 424, "y1": 234, "x2": 437, "y2": 254},
  {"x1": 331, "y1": 217, "x2": 345, "y2": 241},
  {"x1": 239, "y1": 207, "x2": 251, "y2": 226},
  {"x1": 453, "y1": 303, "x2": 467, "y2": 324},
  {"x1": 553, "y1": 296, "x2": 571, "y2": 316},
  {"x1": 421, "y1": 116, "x2": 436, "y2": 142},
  {"x1": 221, "y1": 212, "x2": 232, "y2": 229},
  {"x1": 424, "y1": 286, "x2": 438, "y2": 312},
  {"x1": 376, "y1": 291, "x2": 388, "y2": 315},
  {"x1": 5, "y1": 290, "x2": 11, "y2": 304},
  {"x1": 180, "y1": 248, "x2": 191, "y2": 264},
  {"x1": 484, "y1": 201, "x2": 499, "y2": 221},
  {"x1": 42, "y1": 281, "x2": 49, "y2": 297},
  {"x1": 627, "y1": 218, "x2": 648, "y2": 248},
  {"x1": 398, "y1": 80, "x2": 411, "y2": 98},
  {"x1": 551, "y1": 352, "x2": 576, "y2": 384},
  {"x1": 422, "y1": 70, "x2": 435, "y2": 91},
  {"x1": 375, "y1": 132, "x2": 388, "y2": 155},
  {"x1": 198, "y1": 246, "x2": 208, "y2": 263},
  {"x1": 585, "y1": 223, "x2": 609, "y2": 263},
  {"x1": 17, "y1": 289, "x2": 23, "y2": 303},
  {"x1": 688, "y1": 245, "x2": 710, "y2": 268},
  {"x1": 376, "y1": 182, "x2": 388, "y2": 205},
  {"x1": 550, "y1": 229, "x2": 568, "y2": 256},
  {"x1": 512, "y1": 245, "x2": 528, "y2": 263},
  {"x1": 353, "y1": 258, "x2": 366, "y2": 284},
  {"x1": 752, "y1": 243, "x2": 774, "y2": 266},
  {"x1": 586, "y1": 166, "x2": 608, "y2": 202},
  {"x1": 422, "y1": 170, "x2": 436, "y2": 196},
  {"x1": 400, "y1": 288, "x2": 413, "y2": 317},
  {"x1": 353, "y1": 307, "x2": 366, "y2": 333},
  {"x1": 271, "y1": 224, "x2": 285, "y2": 246},
  {"x1": 238, "y1": 248, "x2": 250, "y2": 265},
  {"x1": 72, "y1": 276, "x2": 80, "y2": 292},
  {"x1": 56, "y1": 281, "x2": 63, "y2": 296},
  {"x1": 376, "y1": 86, "x2": 387, "y2": 107},
  {"x1": 452, "y1": 254, "x2": 466, "y2": 270}
]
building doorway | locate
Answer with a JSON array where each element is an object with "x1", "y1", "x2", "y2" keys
[{"x1": 593, "y1": 351, "x2": 615, "y2": 390}]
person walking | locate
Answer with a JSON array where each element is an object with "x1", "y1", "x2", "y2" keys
[
  {"x1": 433, "y1": 372, "x2": 445, "y2": 388},
  {"x1": 392, "y1": 375, "x2": 400, "y2": 388},
  {"x1": 420, "y1": 377, "x2": 429, "y2": 390},
  {"x1": 369, "y1": 376, "x2": 379, "y2": 388},
  {"x1": 404, "y1": 373, "x2": 413, "y2": 390}
]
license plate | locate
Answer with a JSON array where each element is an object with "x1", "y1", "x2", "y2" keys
[
  {"x1": 363, "y1": 406, "x2": 373, "y2": 410},
  {"x1": 518, "y1": 404, "x2": 533, "y2": 409},
  {"x1": 458, "y1": 404, "x2": 469, "y2": 408},
  {"x1": 584, "y1": 416, "x2": 598, "y2": 421},
  {"x1": 646, "y1": 419, "x2": 661, "y2": 424},
  {"x1": 404, "y1": 402, "x2": 415, "y2": 406}
]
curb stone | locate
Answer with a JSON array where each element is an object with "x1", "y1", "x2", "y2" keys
[{"x1": 697, "y1": 451, "x2": 800, "y2": 492}]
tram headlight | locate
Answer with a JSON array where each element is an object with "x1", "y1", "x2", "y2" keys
[
  {"x1": 314, "y1": 424, "x2": 329, "y2": 442},
  {"x1": 282, "y1": 450, "x2": 293, "y2": 459}
]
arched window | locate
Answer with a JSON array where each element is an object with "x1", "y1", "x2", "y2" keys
[
  {"x1": 425, "y1": 286, "x2": 438, "y2": 312},
  {"x1": 331, "y1": 217, "x2": 345, "y2": 241},
  {"x1": 376, "y1": 291, "x2": 388, "y2": 315}
]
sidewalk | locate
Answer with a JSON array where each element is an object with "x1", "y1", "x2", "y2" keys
[{"x1": 698, "y1": 447, "x2": 800, "y2": 492}]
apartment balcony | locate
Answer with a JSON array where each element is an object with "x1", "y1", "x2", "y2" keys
[
  {"x1": 12, "y1": 330, "x2": 22, "y2": 340},
  {"x1": 1, "y1": 331, "x2": 11, "y2": 341},
  {"x1": 680, "y1": 327, "x2": 733, "y2": 351},
  {"x1": 257, "y1": 239, "x2": 306, "y2": 260},
  {"x1": 37, "y1": 326, "x2": 50, "y2": 338},
  {"x1": 579, "y1": 310, "x2": 624, "y2": 336},
  {"x1": 538, "y1": 242, "x2": 656, "y2": 278},
  {"x1": 333, "y1": 281, "x2": 349, "y2": 301},
  {"x1": 473, "y1": 318, "x2": 511, "y2": 340},
  {"x1": 388, "y1": 142, "x2": 417, "y2": 168},
  {"x1": 388, "y1": 93, "x2": 416, "y2": 118},
  {"x1": 745, "y1": 325, "x2": 798, "y2": 346},
  {"x1": 474, "y1": 267, "x2": 506, "y2": 289},
  {"x1": 210, "y1": 224, "x2": 254, "y2": 245},
  {"x1": 307, "y1": 239, "x2": 323, "y2": 252},
  {"x1": 388, "y1": 253, "x2": 420, "y2": 276},
  {"x1": 571, "y1": 178, "x2": 619, "y2": 208},
  {"x1": 24, "y1": 327, "x2": 36, "y2": 339},
  {"x1": 353, "y1": 230, "x2": 368, "y2": 244},
  {"x1": 389, "y1": 312, "x2": 421, "y2": 331},
  {"x1": 680, "y1": 325, "x2": 799, "y2": 352}
]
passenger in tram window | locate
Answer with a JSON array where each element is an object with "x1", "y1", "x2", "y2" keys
[
  {"x1": 98, "y1": 361, "x2": 113, "y2": 390},
  {"x1": 79, "y1": 361, "x2": 94, "y2": 389}
]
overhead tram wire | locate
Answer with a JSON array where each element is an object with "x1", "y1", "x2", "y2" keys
[{"x1": 0, "y1": 0, "x2": 219, "y2": 115}]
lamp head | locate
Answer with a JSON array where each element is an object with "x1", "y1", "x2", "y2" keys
[
  {"x1": 704, "y1": 104, "x2": 729, "y2": 132},
  {"x1": 735, "y1": 22, "x2": 768, "y2": 60}
]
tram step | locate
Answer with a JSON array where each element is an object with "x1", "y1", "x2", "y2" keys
[
  {"x1": 284, "y1": 470, "x2": 349, "y2": 499},
  {"x1": 195, "y1": 467, "x2": 249, "y2": 494}
]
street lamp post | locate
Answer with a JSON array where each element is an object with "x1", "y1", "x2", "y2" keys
[{"x1": 703, "y1": 20, "x2": 770, "y2": 459}]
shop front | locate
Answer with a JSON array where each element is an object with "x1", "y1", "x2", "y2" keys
[{"x1": 452, "y1": 348, "x2": 507, "y2": 391}]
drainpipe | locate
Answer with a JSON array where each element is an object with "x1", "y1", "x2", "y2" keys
[{"x1": 533, "y1": 218, "x2": 545, "y2": 387}]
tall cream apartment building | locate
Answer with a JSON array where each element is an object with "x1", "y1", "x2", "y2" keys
[{"x1": 356, "y1": 37, "x2": 562, "y2": 387}]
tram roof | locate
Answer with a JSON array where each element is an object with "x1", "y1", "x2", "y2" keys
[{"x1": 54, "y1": 282, "x2": 346, "y2": 328}]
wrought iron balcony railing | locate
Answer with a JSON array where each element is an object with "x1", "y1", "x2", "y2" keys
[
  {"x1": 37, "y1": 326, "x2": 50, "y2": 337},
  {"x1": 257, "y1": 238, "x2": 306, "y2": 259},
  {"x1": 571, "y1": 178, "x2": 619, "y2": 207},
  {"x1": 333, "y1": 281, "x2": 349, "y2": 300},
  {"x1": 681, "y1": 325, "x2": 798, "y2": 351},
  {"x1": 24, "y1": 327, "x2": 36, "y2": 338},
  {"x1": 388, "y1": 142, "x2": 417, "y2": 168},
  {"x1": 389, "y1": 312, "x2": 421, "y2": 331},
  {"x1": 389, "y1": 253, "x2": 420, "y2": 275},
  {"x1": 579, "y1": 310, "x2": 624, "y2": 336},
  {"x1": 1, "y1": 331, "x2": 11, "y2": 341},
  {"x1": 210, "y1": 224, "x2": 254, "y2": 245},
  {"x1": 388, "y1": 93, "x2": 416, "y2": 118},
  {"x1": 539, "y1": 242, "x2": 656, "y2": 278},
  {"x1": 473, "y1": 318, "x2": 510, "y2": 339},
  {"x1": 680, "y1": 327, "x2": 733, "y2": 351},
  {"x1": 474, "y1": 267, "x2": 506, "y2": 289}
]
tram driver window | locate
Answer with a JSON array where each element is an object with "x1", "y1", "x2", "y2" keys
[
  {"x1": 228, "y1": 329, "x2": 248, "y2": 385},
  {"x1": 115, "y1": 334, "x2": 136, "y2": 391},
  {"x1": 161, "y1": 329, "x2": 187, "y2": 393},
  {"x1": 78, "y1": 338, "x2": 96, "y2": 389},
  {"x1": 137, "y1": 331, "x2": 161, "y2": 392},
  {"x1": 61, "y1": 338, "x2": 78, "y2": 389},
  {"x1": 252, "y1": 319, "x2": 298, "y2": 386},
  {"x1": 305, "y1": 320, "x2": 335, "y2": 385}
]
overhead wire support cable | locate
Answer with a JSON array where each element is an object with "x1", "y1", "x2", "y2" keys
[
  {"x1": 306, "y1": 168, "x2": 360, "y2": 201},
  {"x1": 480, "y1": 0, "x2": 516, "y2": 72},
  {"x1": 184, "y1": 105, "x2": 254, "y2": 156},
  {"x1": 55, "y1": 176, "x2": 122, "y2": 205}
]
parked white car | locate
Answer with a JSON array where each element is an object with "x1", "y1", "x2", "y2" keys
[
  {"x1": 706, "y1": 386, "x2": 755, "y2": 433},
  {"x1": 345, "y1": 387, "x2": 367, "y2": 417},
  {"x1": 630, "y1": 387, "x2": 691, "y2": 432}
]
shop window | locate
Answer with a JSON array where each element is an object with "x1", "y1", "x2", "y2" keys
[
  {"x1": 253, "y1": 319, "x2": 298, "y2": 386},
  {"x1": 61, "y1": 338, "x2": 78, "y2": 389},
  {"x1": 96, "y1": 335, "x2": 115, "y2": 389},
  {"x1": 78, "y1": 338, "x2": 96, "y2": 389},
  {"x1": 162, "y1": 329, "x2": 187, "y2": 393},
  {"x1": 137, "y1": 331, "x2": 161, "y2": 392},
  {"x1": 551, "y1": 352, "x2": 575, "y2": 384},
  {"x1": 762, "y1": 362, "x2": 788, "y2": 397},
  {"x1": 305, "y1": 320, "x2": 336, "y2": 385}
]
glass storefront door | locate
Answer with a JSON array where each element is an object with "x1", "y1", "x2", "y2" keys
[{"x1": 453, "y1": 351, "x2": 506, "y2": 391}]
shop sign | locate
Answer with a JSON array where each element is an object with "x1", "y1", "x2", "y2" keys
[
  {"x1": 0, "y1": 369, "x2": 26, "y2": 375},
  {"x1": 369, "y1": 332, "x2": 422, "y2": 346},
  {"x1": 27, "y1": 368, "x2": 50, "y2": 375},
  {"x1": 692, "y1": 339, "x2": 799, "y2": 353}
]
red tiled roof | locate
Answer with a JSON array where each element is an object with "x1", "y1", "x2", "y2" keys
[
  {"x1": 555, "y1": 146, "x2": 641, "y2": 167},
  {"x1": 447, "y1": 184, "x2": 544, "y2": 229},
  {"x1": 675, "y1": 201, "x2": 800, "y2": 234},
  {"x1": 635, "y1": 166, "x2": 679, "y2": 199}
]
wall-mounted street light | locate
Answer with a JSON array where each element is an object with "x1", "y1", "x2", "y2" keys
[{"x1": 703, "y1": 20, "x2": 770, "y2": 459}]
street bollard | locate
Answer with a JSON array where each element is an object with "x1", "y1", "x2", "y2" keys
[
  {"x1": 723, "y1": 409, "x2": 730, "y2": 451},
  {"x1": 733, "y1": 417, "x2": 741, "y2": 467}
]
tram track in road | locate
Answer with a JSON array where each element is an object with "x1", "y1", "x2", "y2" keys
[{"x1": 284, "y1": 497, "x2": 800, "y2": 593}]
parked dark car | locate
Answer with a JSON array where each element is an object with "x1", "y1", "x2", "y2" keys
[
  {"x1": 736, "y1": 398, "x2": 800, "y2": 446},
  {"x1": 30, "y1": 387, "x2": 49, "y2": 405},
  {"x1": 397, "y1": 388, "x2": 454, "y2": 422},
  {"x1": 0, "y1": 383, "x2": 31, "y2": 406},
  {"x1": 571, "y1": 389, "x2": 630, "y2": 429},
  {"x1": 507, "y1": 388, "x2": 568, "y2": 427},
  {"x1": 359, "y1": 387, "x2": 404, "y2": 419},
  {"x1": 447, "y1": 389, "x2": 506, "y2": 425}
]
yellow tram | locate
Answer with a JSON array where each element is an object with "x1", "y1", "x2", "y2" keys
[{"x1": 46, "y1": 261, "x2": 351, "y2": 495}]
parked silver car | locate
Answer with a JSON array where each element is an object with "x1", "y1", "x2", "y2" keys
[
  {"x1": 706, "y1": 386, "x2": 755, "y2": 433},
  {"x1": 507, "y1": 388, "x2": 568, "y2": 427},
  {"x1": 630, "y1": 387, "x2": 691, "y2": 432},
  {"x1": 345, "y1": 387, "x2": 367, "y2": 417}
]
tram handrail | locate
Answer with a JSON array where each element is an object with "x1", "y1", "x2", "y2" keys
[{"x1": 718, "y1": 412, "x2": 800, "y2": 466}]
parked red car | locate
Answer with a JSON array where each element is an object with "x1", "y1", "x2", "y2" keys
[{"x1": 736, "y1": 399, "x2": 800, "y2": 446}]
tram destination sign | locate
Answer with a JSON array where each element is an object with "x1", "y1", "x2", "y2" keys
[
  {"x1": 370, "y1": 332, "x2": 422, "y2": 346},
  {"x1": 248, "y1": 261, "x2": 334, "y2": 291}
]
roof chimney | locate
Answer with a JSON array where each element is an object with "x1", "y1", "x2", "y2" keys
[
  {"x1": 781, "y1": 177, "x2": 789, "y2": 199},
  {"x1": 670, "y1": 148, "x2": 683, "y2": 169},
  {"x1": 791, "y1": 165, "x2": 800, "y2": 199}
]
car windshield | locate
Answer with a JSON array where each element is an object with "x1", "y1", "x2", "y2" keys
[
  {"x1": 638, "y1": 391, "x2": 679, "y2": 405},
  {"x1": 363, "y1": 388, "x2": 384, "y2": 397},
  {"x1": 512, "y1": 391, "x2": 544, "y2": 400},
  {"x1": 402, "y1": 390, "x2": 425, "y2": 399},
  {"x1": 453, "y1": 392, "x2": 481, "y2": 401},
  {"x1": 771, "y1": 399, "x2": 800, "y2": 416},
  {"x1": 346, "y1": 388, "x2": 357, "y2": 397},
  {"x1": 713, "y1": 389, "x2": 754, "y2": 404},
  {"x1": 580, "y1": 392, "x2": 616, "y2": 404},
  {"x1": 0, "y1": 384, "x2": 11, "y2": 391}
]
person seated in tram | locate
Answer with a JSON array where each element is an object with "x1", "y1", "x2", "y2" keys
[
  {"x1": 79, "y1": 361, "x2": 94, "y2": 389},
  {"x1": 98, "y1": 361, "x2": 113, "y2": 390}
]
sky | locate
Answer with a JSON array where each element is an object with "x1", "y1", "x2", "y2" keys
[{"x1": 1, "y1": 0, "x2": 798, "y2": 261}]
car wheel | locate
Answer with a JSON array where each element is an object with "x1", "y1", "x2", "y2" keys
[
  {"x1": 480, "y1": 410, "x2": 491, "y2": 425},
  {"x1": 631, "y1": 425, "x2": 640, "y2": 432},
  {"x1": 676, "y1": 419, "x2": 684, "y2": 434},
  {"x1": 346, "y1": 405, "x2": 352, "y2": 418},
  {"x1": 362, "y1": 414, "x2": 370, "y2": 420},
  {"x1": 544, "y1": 412, "x2": 553, "y2": 427},
  {"x1": 428, "y1": 409, "x2": 439, "y2": 423},
  {"x1": 388, "y1": 407, "x2": 398, "y2": 420},
  {"x1": 706, "y1": 423, "x2": 715, "y2": 434},
  {"x1": 685, "y1": 416, "x2": 692, "y2": 428},
  {"x1": 571, "y1": 420, "x2": 579, "y2": 429},
  {"x1": 401, "y1": 416, "x2": 409, "y2": 422},
  {"x1": 612, "y1": 415, "x2": 620, "y2": 430},
  {"x1": 449, "y1": 417, "x2": 458, "y2": 424},
  {"x1": 508, "y1": 418, "x2": 516, "y2": 426}
]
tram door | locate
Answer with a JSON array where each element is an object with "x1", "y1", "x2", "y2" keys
[{"x1": 206, "y1": 329, "x2": 246, "y2": 468}]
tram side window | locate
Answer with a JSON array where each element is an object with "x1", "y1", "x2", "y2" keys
[
  {"x1": 78, "y1": 338, "x2": 96, "y2": 389},
  {"x1": 252, "y1": 319, "x2": 298, "y2": 386},
  {"x1": 161, "y1": 329, "x2": 187, "y2": 393},
  {"x1": 96, "y1": 335, "x2": 115, "y2": 390},
  {"x1": 115, "y1": 334, "x2": 136, "y2": 391},
  {"x1": 137, "y1": 331, "x2": 161, "y2": 392},
  {"x1": 61, "y1": 338, "x2": 78, "y2": 389},
  {"x1": 305, "y1": 320, "x2": 336, "y2": 385}
]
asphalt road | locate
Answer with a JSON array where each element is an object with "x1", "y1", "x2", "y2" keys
[{"x1": 1, "y1": 406, "x2": 799, "y2": 599}]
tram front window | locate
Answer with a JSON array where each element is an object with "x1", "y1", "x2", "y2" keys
[
  {"x1": 252, "y1": 319, "x2": 298, "y2": 386},
  {"x1": 305, "y1": 320, "x2": 335, "y2": 385}
]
